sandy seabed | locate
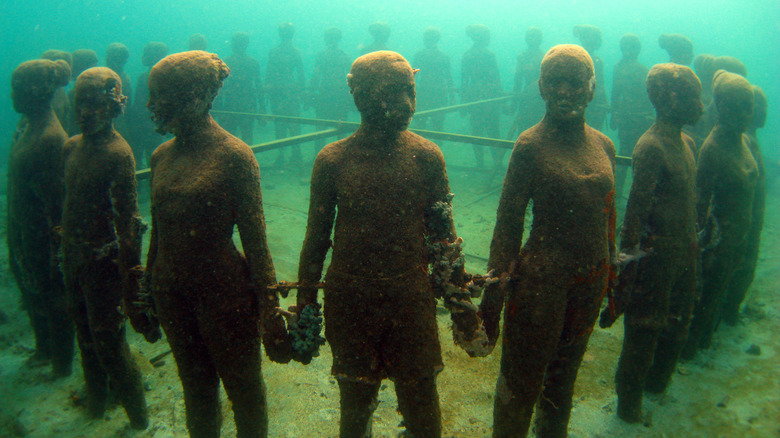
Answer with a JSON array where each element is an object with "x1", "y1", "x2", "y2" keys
[{"x1": 0, "y1": 139, "x2": 778, "y2": 438}]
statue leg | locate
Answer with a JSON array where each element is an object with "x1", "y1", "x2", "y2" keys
[
  {"x1": 492, "y1": 281, "x2": 568, "y2": 438},
  {"x1": 534, "y1": 280, "x2": 603, "y2": 438},
  {"x1": 337, "y1": 379, "x2": 380, "y2": 438},
  {"x1": 395, "y1": 375, "x2": 442, "y2": 438},
  {"x1": 158, "y1": 288, "x2": 221, "y2": 438}
]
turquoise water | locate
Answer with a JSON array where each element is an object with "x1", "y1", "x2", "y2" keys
[{"x1": 0, "y1": 0, "x2": 778, "y2": 436}]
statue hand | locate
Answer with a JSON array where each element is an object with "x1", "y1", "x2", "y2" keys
[{"x1": 262, "y1": 311, "x2": 293, "y2": 364}]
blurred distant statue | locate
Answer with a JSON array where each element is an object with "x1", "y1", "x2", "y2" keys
[
  {"x1": 266, "y1": 21, "x2": 305, "y2": 165},
  {"x1": 573, "y1": 24, "x2": 608, "y2": 132},
  {"x1": 106, "y1": 42, "x2": 132, "y2": 137},
  {"x1": 610, "y1": 34, "x2": 653, "y2": 197},
  {"x1": 461, "y1": 24, "x2": 503, "y2": 167},
  {"x1": 508, "y1": 26, "x2": 545, "y2": 139},
  {"x1": 220, "y1": 31, "x2": 264, "y2": 146},
  {"x1": 308, "y1": 27, "x2": 352, "y2": 148},
  {"x1": 39, "y1": 49, "x2": 73, "y2": 130},
  {"x1": 188, "y1": 33, "x2": 208, "y2": 51},
  {"x1": 689, "y1": 55, "x2": 748, "y2": 150},
  {"x1": 659, "y1": 33, "x2": 694, "y2": 66},
  {"x1": 65, "y1": 49, "x2": 98, "y2": 135},
  {"x1": 7, "y1": 59, "x2": 74, "y2": 379},
  {"x1": 359, "y1": 21, "x2": 391, "y2": 55},
  {"x1": 129, "y1": 41, "x2": 169, "y2": 168},
  {"x1": 682, "y1": 70, "x2": 758, "y2": 360},
  {"x1": 412, "y1": 27, "x2": 454, "y2": 132}
]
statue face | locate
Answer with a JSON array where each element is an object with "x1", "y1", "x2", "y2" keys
[
  {"x1": 75, "y1": 86, "x2": 115, "y2": 135},
  {"x1": 673, "y1": 81, "x2": 704, "y2": 126},
  {"x1": 358, "y1": 67, "x2": 416, "y2": 131},
  {"x1": 147, "y1": 83, "x2": 179, "y2": 135},
  {"x1": 719, "y1": 94, "x2": 753, "y2": 133},
  {"x1": 539, "y1": 62, "x2": 594, "y2": 122}
]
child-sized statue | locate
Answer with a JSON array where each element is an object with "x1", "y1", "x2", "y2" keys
[
  {"x1": 461, "y1": 24, "x2": 503, "y2": 167},
  {"x1": 659, "y1": 34, "x2": 694, "y2": 66},
  {"x1": 65, "y1": 49, "x2": 99, "y2": 136},
  {"x1": 413, "y1": 27, "x2": 455, "y2": 132},
  {"x1": 479, "y1": 44, "x2": 617, "y2": 438},
  {"x1": 220, "y1": 32, "x2": 264, "y2": 146},
  {"x1": 721, "y1": 86, "x2": 767, "y2": 325},
  {"x1": 610, "y1": 34, "x2": 654, "y2": 198},
  {"x1": 61, "y1": 67, "x2": 156, "y2": 429},
  {"x1": 7, "y1": 59, "x2": 74, "y2": 377},
  {"x1": 129, "y1": 41, "x2": 169, "y2": 167},
  {"x1": 295, "y1": 51, "x2": 484, "y2": 438},
  {"x1": 599, "y1": 64, "x2": 703, "y2": 423},
  {"x1": 145, "y1": 51, "x2": 291, "y2": 438},
  {"x1": 682, "y1": 70, "x2": 758, "y2": 360}
]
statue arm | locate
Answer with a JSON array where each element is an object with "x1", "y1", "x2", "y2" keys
[{"x1": 297, "y1": 154, "x2": 337, "y2": 309}]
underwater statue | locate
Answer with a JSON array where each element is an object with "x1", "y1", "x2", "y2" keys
[
  {"x1": 129, "y1": 41, "x2": 169, "y2": 167},
  {"x1": 65, "y1": 49, "x2": 98, "y2": 136},
  {"x1": 690, "y1": 55, "x2": 749, "y2": 151},
  {"x1": 599, "y1": 63, "x2": 703, "y2": 423},
  {"x1": 682, "y1": 70, "x2": 758, "y2": 360},
  {"x1": 62, "y1": 67, "x2": 155, "y2": 429},
  {"x1": 461, "y1": 24, "x2": 503, "y2": 167},
  {"x1": 105, "y1": 42, "x2": 132, "y2": 137},
  {"x1": 266, "y1": 21, "x2": 305, "y2": 165},
  {"x1": 39, "y1": 49, "x2": 73, "y2": 131},
  {"x1": 508, "y1": 26, "x2": 545, "y2": 139},
  {"x1": 145, "y1": 51, "x2": 291, "y2": 438},
  {"x1": 573, "y1": 24, "x2": 609, "y2": 132},
  {"x1": 359, "y1": 21, "x2": 391, "y2": 55},
  {"x1": 295, "y1": 51, "x2": 485, "y2": 438},
  {"x1": 412, "y1": 27, "x2": 454, "y2": 132},
  {"x1": 721, "y1": 85, "x2": 767, "y2": 326},
  {"x1": 479, "y1": 44, "x2": 617, "y2": 438},
  {"x1": 7, "y1": 58, "x2": 74, "y2": 378},
  {"x1": 659, "y1": 33, "x2": 694, "y2": 66},
  {"x1": 610, "y1": 34, "x2": 654, "y2": 197},
  {"x1": 309, "y1": 27, "x2": 352, "y2": 123},
  {"x1": 219, "y1": 32, "x2": 264, "y2": 147},
  {"x1": 188, "y1": 33, "x2": 208, "y2": 51}
]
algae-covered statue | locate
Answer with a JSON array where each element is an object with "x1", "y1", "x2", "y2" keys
[
  {"x1": 479, "y1": 44, "x2": 617, "y2": 438},
  {"x1": 722, "y1": 85, "x2": 767, "y2": 325},
  {"x1": 145, "y1": 51, "x2": 291, "y2": 438},
  {"x1": 682, "y1": 70, "x2": 758, "y2": 360},
  {"x1": 296, "y1": 51, "x2": 486, "y2": 438},
  {"x1": 62, "y1": 67, "x2": 155, "y2": 429},
  {"x1": 7, "y1": 59, "x2": 74, "y2": 377},
  {"x1": 599, "y1": 64, "x2": 703, "y2": 423}
]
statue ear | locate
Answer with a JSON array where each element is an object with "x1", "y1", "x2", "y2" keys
[{"x1": 412, "y1": 68, "x2": 420, "y2": 75}]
